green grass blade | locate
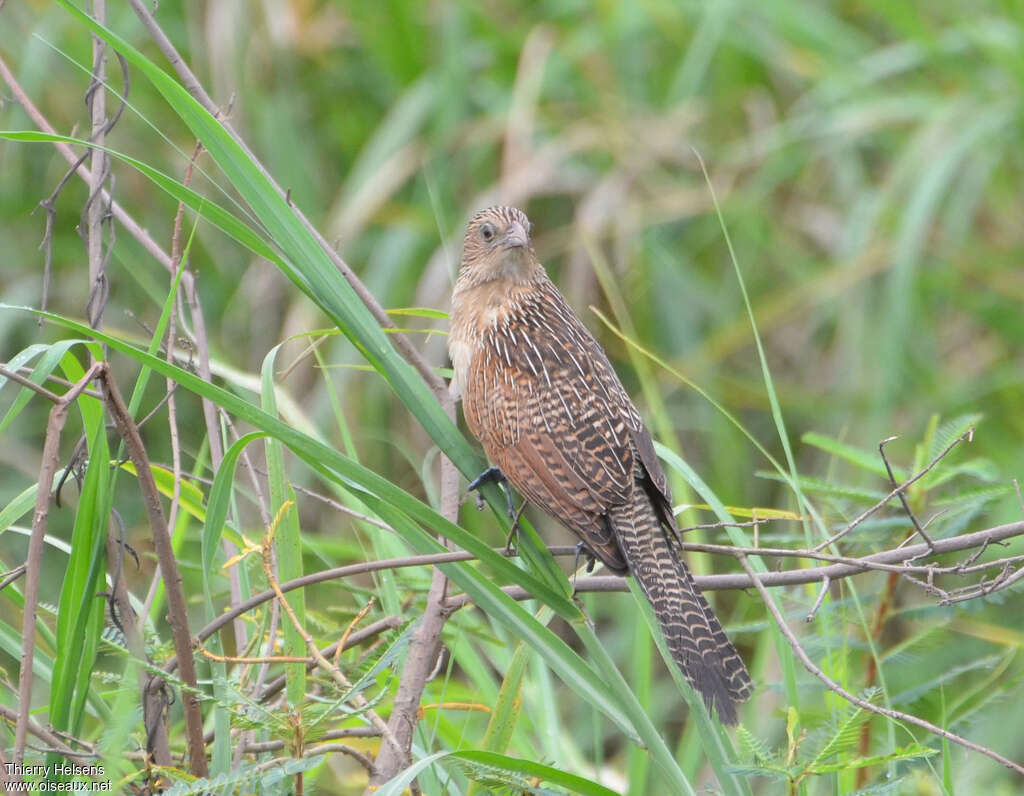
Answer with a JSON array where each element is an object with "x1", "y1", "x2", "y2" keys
[{"x1": 261, "y1": 345, "x2": 307, "y2": 708}]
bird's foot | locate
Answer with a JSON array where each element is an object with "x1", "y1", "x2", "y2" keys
[
  {"x1": 572, "y1": 541, "x2": 597, "y2": 574},
  {"x1": 467, "y1": 466, "x2": 516, "y2": 517},
  {"x1": 570, "y1": 542, "x2": 598, "y2": 593}
]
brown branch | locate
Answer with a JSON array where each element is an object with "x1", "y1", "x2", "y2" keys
[
  {"x1": 15, "y1": 362, "x2": 104, "y2": 769},
  {"x1": 0, "y1": 564, "x2": 28, "y2": 592},
  {"x1": 0, "y1": 364, "x2": 66, "y2": 404},
  {"x1": 0, "y1": 705, "x2": 98, "y2": 768},
  {"x1": 444, "y1": 520, "x2": 1024, "y2": 608},
  {"x1": 96, "y1": 364, "x2": 208, "y2": 778},
  {"x1": 103, "y1": 528, "x2": 172, "y2": 768},
  {"x1": 0, "y1": 53, "x2": 171, "y2": 271},
  {"x1": 878, "y1": 435, "x2": 935, "y2": 553},
  {"x1": 334, "y1": 598, "x2": 376, "y2": 667},
  {"x1": 85, "y1": 0, "x2": 110, "y2": 333},
  {"x1": 736, "y1": 554, "x2": 1024, "y2": 777},
  {"x1": 305, "y1": 743, "x2": 375, "y2": 773},
  {"x1": 0, "y1": 47, "x2": 237, "y2": 641},
  {"x1": 175, "y1": 518, "x2": 1024, "y2": 671},
  {"x1": 164, "y1": 545, "x2": 472, "y2": 670},
  {"x1": 367, "y1": 394, "x2": 459, "y2": 789}
]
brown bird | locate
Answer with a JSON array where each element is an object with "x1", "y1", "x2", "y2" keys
[{"x1": 449, "y1": 205, "x2": 753, "y2": 724}]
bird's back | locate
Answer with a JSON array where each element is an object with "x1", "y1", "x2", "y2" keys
[{"x1": 453, "y1": 273, "x2": 646, "y2": 572}]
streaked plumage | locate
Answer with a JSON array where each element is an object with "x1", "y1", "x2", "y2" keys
[{"x1": 449, "y1": 206, "x2": 752, "y2": 724}]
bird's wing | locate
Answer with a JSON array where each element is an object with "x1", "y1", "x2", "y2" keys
[
  {"x1": 627, "y1": 421, "x2": 679, "y2": 536},
  {"x1": 462, "y1": 284, "x2": 648, "y2": 569}
]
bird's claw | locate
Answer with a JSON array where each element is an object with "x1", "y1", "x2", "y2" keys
[
  {"x1": 467, "y1": 466, "x2": 516, "y2": 518},
  {"x1": 573, "y1": 541, "x2": 597, "y2": 574}
]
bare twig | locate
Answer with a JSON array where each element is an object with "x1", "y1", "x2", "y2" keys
[
  {"x1": 306, "y1": 743, "x2": 375, "y2": 772},
  {"x1": 85, "y1": 0, "x2": 110, "y2": 333},
  {"x1": 813, "y1": 429, "x2": 972, "y2": 552},
  {"x1": 366, "y1": 390, "x2": 461, "y2": 789},
  {"x1": 0, "y1": 704, "x2": 98, "y2": 768},
  {"x1": 0, "y1": 364, "x2": 66, "y2": 403},
  {"x1": 0, "y1": 564, "x2": 28, "y2": 591},
  {"x1": 171, "y1": 519, "x2": 1024, "y2": 680},
  {"x1": 939, "y1": 565, "x2": 1024, "y2": 605},
  {"x1": 805, "y1": 575, "x2": 830, "y2": 623},
  {"x1": 334, "y1": 598, "x2": 376, "y2": 667},
  {"x1": 241, "y1": 727, "x2": 379, "y2": 755},
  {"x1": 878, "y1": 436, "x2": 935, "y2": 553},
  {"x1": 103, "y1": 530, "x2": 172, "y2": 768},
  {"x1": 97, "y1": 364, "x2": 208, "y2": 777},
  {"x1": 0, "y1": 53, "x2": 172, "y2": 271},
  {"x1": 736, "y1": 554, "x2": 1024, "y2": 777},
  {"x1": 15, "y1": 362, "x2": 103, "y2": 767}
]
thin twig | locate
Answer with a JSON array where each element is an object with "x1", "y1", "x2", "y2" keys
[
  {"x1": 334, "y1": 598, "x2": 376, "y2": 667},
  {"x1": 813, "y1": 429, "x2": 972, "y2": 552},
  {"x1": 85, "y1": 0, "x2": 110, "y2": 334},
  {"x1": 0, "y1": 53, "x2": 172, "y2": 271},
  {"x1": 0, "y1": 704, "x2": 98, "y2": 767},
  {"x1": 103, "y1": 529, "x2": 172, "y2": 767},
  {"x1": 97, "y1": 364, "x2": 208, "y2": 777},
  {"x1": 15, "y1": 362, "x2": 103, "y2": 767},
  {"x1": 305, "y1": 743, "x2": 375, "y2": 773},
  {"x1": 0, "y1": 364, "x2": 66, "y2": 403},
  {"x1": 167, "y1": 518, "x2": 1024, "y2": 685},
  {"x1": 0, "y1": 564, "x2": 28, "y2": 591},
  {"x1": 878, "y1": 436, "x2": 935, "y2": 553},
  {"x1": 736, "y1": 554, "x2": 1024, "y2": 777},
  {"x1": 805, "y1": 575, "x2": 830, "y2": 623}
]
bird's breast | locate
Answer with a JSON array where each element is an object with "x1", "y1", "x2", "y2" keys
[
  {"x1": 447, "y1": 333, "x2": 476, "y2": 399},
  {"x1": 449, "y1": 280, "x2": 532, "y2": 397}
]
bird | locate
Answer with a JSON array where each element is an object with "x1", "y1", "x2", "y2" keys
[{"x1": 448, "y1": 205, "x2": 753, "y2": 724}]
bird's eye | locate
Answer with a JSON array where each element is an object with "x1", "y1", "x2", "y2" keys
[{"x1": 480, "y1": 222, "x2": 496, "y2": 242}]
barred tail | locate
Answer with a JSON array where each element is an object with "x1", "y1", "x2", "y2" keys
[{"x1": 609, "y1": 497, "x2": 753, "y2": 724}]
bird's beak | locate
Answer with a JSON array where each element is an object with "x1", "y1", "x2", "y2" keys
[{"x1": 502, "y1": 221, "x2": 529, "y2": 250}]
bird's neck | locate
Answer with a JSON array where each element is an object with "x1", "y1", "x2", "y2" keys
[{"x1": 451, "y1": 276, "x2": 535, "y2": 336}]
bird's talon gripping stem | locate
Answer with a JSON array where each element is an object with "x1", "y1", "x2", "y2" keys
[
  {"x1": 570, "y1": 542, "x2": 587, "y2": 594},
  {"x1": 467, "y1": 466, "x2": 516, "y2": 518},
  {"x1": 571, "y1": 541, "x2": 597, "y2": 586}
]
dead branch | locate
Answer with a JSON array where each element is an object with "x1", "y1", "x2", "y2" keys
[
  {"x1": 736, "y1": 555, "x2": 1024, "y2": 777},
  {"x1": 97, "y1": 364, "x2": 208, "y2": 778},
  {"x1": 15, "y1": 362, "x2": 104, "y2": 772}
]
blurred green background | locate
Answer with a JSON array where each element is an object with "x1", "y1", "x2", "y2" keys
[
  {"x1": 4, "y1": 1, "x2": 1021, "y2": 501},
  {"x1": 2, "y1": 1, "x2": 1023, "y2": 793}
]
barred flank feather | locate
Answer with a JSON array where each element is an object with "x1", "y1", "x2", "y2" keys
[{"x1": 451, "y1": 206, "x2": 753, "y2": 723}]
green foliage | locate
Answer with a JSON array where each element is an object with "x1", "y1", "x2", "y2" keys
[
  {"x1": 731, "y1": 697, "x2": 938, "y2": 792},
  {"x1": 1, "y1": 0, "x2": 1023, "y2": 794}
]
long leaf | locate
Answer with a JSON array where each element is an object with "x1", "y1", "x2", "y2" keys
[{"x1": 17, "y1": 307, "x2": 646, "y2": 741}]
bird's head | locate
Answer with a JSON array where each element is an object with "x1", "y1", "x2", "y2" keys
[{"x1": 458, "y1": 206, "x2": 539, "y2": 288}]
